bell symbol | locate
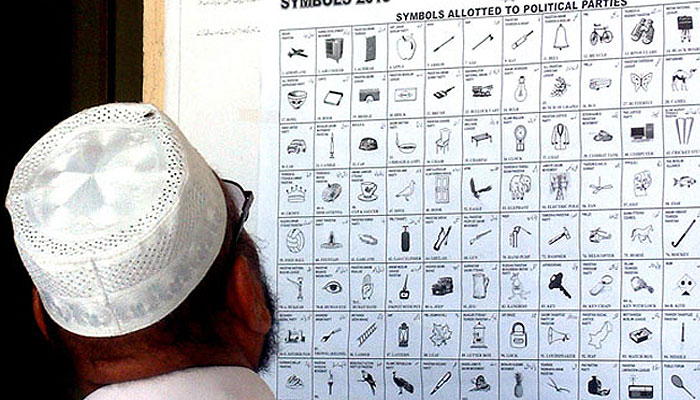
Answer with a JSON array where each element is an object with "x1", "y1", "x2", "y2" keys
[{"x1": 554, "y1": 23, "x2": 569, "y2": 50}]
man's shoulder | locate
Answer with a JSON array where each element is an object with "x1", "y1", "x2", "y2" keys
[{"x1": 84, "y1": 366, "x2": 275, "y2": 400}]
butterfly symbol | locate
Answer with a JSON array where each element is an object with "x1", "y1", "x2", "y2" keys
[{"x1": 630, "y1": 72, "x2": 653, "y2": 92}]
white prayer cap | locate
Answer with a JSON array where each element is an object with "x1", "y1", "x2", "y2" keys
[{"x1": 6, "y1": 103, "x2": 227, "y2": 337}]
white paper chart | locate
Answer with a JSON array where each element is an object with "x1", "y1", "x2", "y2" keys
[{"x1": 264, "y1": 1, "x2": 700, "y2": 398}]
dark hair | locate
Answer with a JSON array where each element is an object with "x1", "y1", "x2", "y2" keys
[{"x1": 42, "y1": 178, "x2": 277, "y2": 394}]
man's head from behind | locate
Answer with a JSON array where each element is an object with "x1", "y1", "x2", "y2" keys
[{"x1": 6, "y1": 104, "x2": 275, "y2": 395}]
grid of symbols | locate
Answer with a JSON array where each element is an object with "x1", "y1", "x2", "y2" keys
[{"x1": 276, "y1": 3, "x2": 699, "y2": 399}]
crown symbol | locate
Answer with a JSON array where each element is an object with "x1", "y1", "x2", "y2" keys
[{"x1": 286, "y1": 185, "x2": 307, "y2": 203}]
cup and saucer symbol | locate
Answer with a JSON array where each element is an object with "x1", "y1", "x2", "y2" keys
[{"x1": 358, "y1": 181, "x2": 378, "y2": 202}]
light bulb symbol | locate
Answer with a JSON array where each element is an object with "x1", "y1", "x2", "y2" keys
[{"x1": 514, "y1": 76, "x2": 527, "y2": 102}]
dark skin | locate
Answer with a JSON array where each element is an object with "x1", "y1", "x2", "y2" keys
[
  {"x1": 32, "y1": 254, "x2": 272, "y2": 396},
  {"x1": 30, "y1": 180, "x2": 273, "y2": 399},
  {"x1": 33, "y1": 256, "x2": 271, "y2": 394}
]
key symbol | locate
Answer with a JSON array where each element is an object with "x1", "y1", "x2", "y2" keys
[
  {"x1": 549, "y1": 272, "x2": 571, "y2": 299},
  {"x1": 589, "y1": 274, "x2": 613, "y2": 296}
]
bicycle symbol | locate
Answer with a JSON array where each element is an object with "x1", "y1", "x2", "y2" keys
[{"x1": 590, "y1": 24, "x2": 613, "y2": 45}]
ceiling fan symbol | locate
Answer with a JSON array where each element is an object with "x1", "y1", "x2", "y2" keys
[{"x1": 590, "y1": 176, "x2": 613, "y2": 194}]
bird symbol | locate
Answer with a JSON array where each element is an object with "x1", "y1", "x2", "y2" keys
[
  {"x1": 360, "y1": 370, "x2": 377, "y2": 395},
  {"x1": 395, "y1": 180, "x2": 416, "y2": 201},
  {"x1": 392, "y1": 371, "x2": 415, "y2": 395},
  {"x1": 470, "y1": 177, "x2": 492, "y2": 199}
]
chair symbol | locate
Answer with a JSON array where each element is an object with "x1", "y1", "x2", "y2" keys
[{"x1": 436, "y1": 128, "x2": 450, "y2": 154}]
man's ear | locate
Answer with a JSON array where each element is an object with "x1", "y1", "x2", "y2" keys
[
  {"x1": 226, "y1": 256, "x2": 272, "y2": 335},
  {"x1": 32, "y1": 287, "x2": 50, "y2": 340}
]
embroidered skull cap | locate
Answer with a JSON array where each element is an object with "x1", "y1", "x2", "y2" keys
[{"x1": 6, "y1": 103, "x2": 226, "y2": 337}]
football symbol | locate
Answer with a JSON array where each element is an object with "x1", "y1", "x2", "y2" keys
[{"x1": 286, "y1": 228, "x2": 305, "y2": 253}]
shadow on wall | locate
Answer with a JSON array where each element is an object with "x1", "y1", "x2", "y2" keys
[{"x1": 6, "y1": 1, "x2": 142, "y2": 398}]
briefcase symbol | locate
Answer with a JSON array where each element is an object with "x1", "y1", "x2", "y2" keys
[{"x1": 510, "y1": 322, "x2": 527, "y2": 348}]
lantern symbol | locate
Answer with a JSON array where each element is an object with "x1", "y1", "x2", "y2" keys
[{"x1": 398, "y1": 322, "x2": 409, "y2": 347}]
